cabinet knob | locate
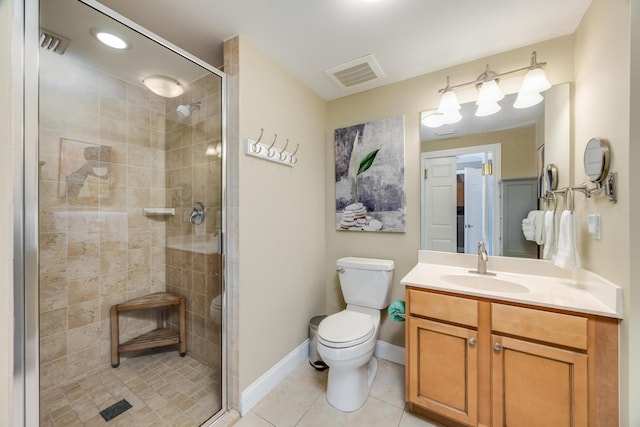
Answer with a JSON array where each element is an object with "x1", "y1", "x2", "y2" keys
[
  {"x1": 468, "y1": 337, "x2": 476, "y2": 346},
  {"x1": 494, "y1": 342, "x2": 502, "y2": 351}
]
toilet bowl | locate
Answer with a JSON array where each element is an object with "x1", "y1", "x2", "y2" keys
[
  {"x1": 316, "y1": 257, "x2": 394, "y2": 412},
  {"x1": 317, "y1": 306, "x2": 381, "y2": 412}
]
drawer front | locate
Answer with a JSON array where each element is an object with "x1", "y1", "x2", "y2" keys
[
  {"x1": 491, "y1": 303, "x2": 588, "y2": 350},
  {"x1": 408, "y1": 289, "x2": 478, "y2": 327}
]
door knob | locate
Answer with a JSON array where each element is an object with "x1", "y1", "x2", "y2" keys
[
  {"x1": 494, "y1": 342, "x2": 502, "y2": 351},
  {"x1": 469, "y1": 337, "x2": 477, "y2": 346}
]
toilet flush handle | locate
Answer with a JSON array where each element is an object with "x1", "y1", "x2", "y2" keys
[{"x1": 337, "y1": 267, "x2": 345, "y2": 273}]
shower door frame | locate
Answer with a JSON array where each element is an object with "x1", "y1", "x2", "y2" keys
[{"x1": 16, "y1": 0, "x2": 228, "y2": 425}]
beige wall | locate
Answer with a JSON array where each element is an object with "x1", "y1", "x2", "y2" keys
[
  {"x1": 237, "y1": 36, "x2": 327, "y2": 390},
  {"x1": 1, "y1": 0, "x2": 15, "y2": 424},
  {"x1": 326, "y1": 36, "x2": 575, "y2": 347},
  {"x1": 422, "y1": 126, "x2": 538, "y2": 180},
  {"x1": 574, "y1": 0, "x2": 635, "y2": 425}
]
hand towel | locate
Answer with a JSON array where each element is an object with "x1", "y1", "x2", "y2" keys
[
  {"x1": 521, "y1": 210, "x2": 544, "y2": 244},
  {"x1": 387, "y1": 300, "x2": 405, "y2": 322},
  {"x1": 542, "y1": 210, "x2": 556, "y2": 260},
  {"x1": 554, "y1": 210, "x2": 581, "y2": 269}
]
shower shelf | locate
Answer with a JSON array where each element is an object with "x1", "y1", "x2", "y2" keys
[
  {"x1": 110, "y1": 292, "x2": 185, "y2": 368},
  {"x1": 143, "y1": 207, "x2": 175, "y2": 216}
]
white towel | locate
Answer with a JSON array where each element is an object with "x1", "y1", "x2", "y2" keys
[
  {"x1": 521, "y1": 210, "x2": 544, "y2": 244},
  {"x1": 554, "y1": 210, "x2": 581, "y2": 269},
  {"x1": 543, "y1": 210, "x2": 556, "y2": 260}
]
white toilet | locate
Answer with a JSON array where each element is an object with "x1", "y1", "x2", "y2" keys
[{"x1": 317, "y1": 257, "x2": 394, "y2": 412}]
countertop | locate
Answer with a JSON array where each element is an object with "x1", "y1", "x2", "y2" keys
[{"x1": 400, "y1": 251, "x2": 623, "y2": 319}]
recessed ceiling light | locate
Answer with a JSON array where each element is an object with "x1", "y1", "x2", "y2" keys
[{"x1": 90, "y1": 27, "x2": 129, "y2": 49}]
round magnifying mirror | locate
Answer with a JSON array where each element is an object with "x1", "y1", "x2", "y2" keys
[
  {"x1": 583, "y1": 137, "x2": 610, "y2": 184},
  {"x1": 545, "y1": 163, "x2": 558, "y2": 191}
]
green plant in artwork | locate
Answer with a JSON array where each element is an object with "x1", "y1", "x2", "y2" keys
[{"x1": 352, "y1": 130, "x2": 380, "y2": 203}]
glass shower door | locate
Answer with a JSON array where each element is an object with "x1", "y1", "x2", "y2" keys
[{"x1": 37, "y1": 0, "x2": 225, "y2": 425}]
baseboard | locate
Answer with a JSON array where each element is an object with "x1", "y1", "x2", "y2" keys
[
  {"x1": 374, "y1": 340, "x2": 406, "y2": 365},
  {"x1": 239, "y1": 339, "x2": 310, "y2": 416}
]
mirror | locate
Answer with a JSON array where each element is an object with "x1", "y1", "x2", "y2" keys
[
  {"x1": 546, "y1": 163, "x2": 558, "y2": 191},
  {"x1": 420, "y1": 83, "x2": 571, "y2": 258},
  {"x1": 584, "y1": 137, "x2": 610, "y2": 183}
]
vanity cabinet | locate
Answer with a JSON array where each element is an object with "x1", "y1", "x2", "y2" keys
[
  {"x1": 407, "y1": 291, "x2": 479, "y2": 425},
  {"x1": 405, "y1": 287, "x2": 619, "y2": 427}
]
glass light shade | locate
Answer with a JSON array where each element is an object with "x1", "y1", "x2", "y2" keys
[
  {"x1": 520, "y1": 68, "x2": 551, "y2": 93},
  {"x1": 437, "y1": 90, "x2": 461, "y2": 114},
  {"x1": 421, "y1": 111, "x2": 445, "y2": 128},
  {"x1": 476, "y1": 80, "x2": 504, "y2": 105},
  {"x1": 475, "y1": 101, "x2": 501, "y2": 117},
  {"x1": 442, "y1": 109, "x2": 462, "y2": 124},
  {"x1": 514, "y1": 91, "x2": 544, "y2": 109},
  {"x1": 142, "y1": 75, "x2": 184, "y2": 98}
]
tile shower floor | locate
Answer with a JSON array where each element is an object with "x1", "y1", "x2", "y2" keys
[
  {"x1": 40, "y1": 348, "x2": 221, "y2": 426},
  {"x1": 40, "y1": 354, "x2": 441, "y2": 427}
]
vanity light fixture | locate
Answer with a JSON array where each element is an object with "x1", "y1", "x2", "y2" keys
[
  {"x1": 430, "y1": 51, "x2": 551, "y2": 125},
  {"x1": 514, "y1": 52, "x2": 552, "y2": 108},
  {"x1": 142, "y1": 75, "x2": 184, "y2": 98},
  {"x1": 426, "y1": 76, "x2": 462, "y2": 127}
]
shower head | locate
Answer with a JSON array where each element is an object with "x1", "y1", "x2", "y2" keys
[{"x1": 177, "y1": 101, "x2": 201, "y2": 118}]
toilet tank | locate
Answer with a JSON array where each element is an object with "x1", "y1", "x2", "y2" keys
[{"x1": 337, "y1": 257, "x2": 395, "y2": 309}]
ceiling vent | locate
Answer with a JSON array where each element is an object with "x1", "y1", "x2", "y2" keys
[
  {"x1": 324, "y1": 55, "x2": 385, "y2": 89},
  {"x1": 39, "y1": 28, "x2": 70, "y2": 55}
]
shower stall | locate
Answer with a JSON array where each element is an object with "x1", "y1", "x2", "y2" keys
[{"x1": 27, "y1": 0, "x2": 226, "y2": 425}]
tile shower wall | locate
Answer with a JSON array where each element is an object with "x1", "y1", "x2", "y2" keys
[
  {"x1": 164, "y1": 73, "x2": 223, "y2": 372},
  {"x1": 38, "y1": 51, "x2": 222, "y2": 392},
  {"x1": 38, "y1": 51, "x2": 169, "y2": 390}
]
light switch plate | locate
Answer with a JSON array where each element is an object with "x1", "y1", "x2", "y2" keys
[{"x1": 588, "y1": 214, "x2": 601, "y2": 240}]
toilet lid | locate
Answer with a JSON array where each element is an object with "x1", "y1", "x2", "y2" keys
[{"x1": 317, "y1": 311, "x2": 375, "y2": 348}]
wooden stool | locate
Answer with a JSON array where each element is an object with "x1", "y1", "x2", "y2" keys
[{"x1": 110, "y1": 292, "x2": 186, "y2": 368}]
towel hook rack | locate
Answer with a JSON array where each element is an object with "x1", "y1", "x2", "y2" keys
[
  {"x1": 244, "y1": 128, "x2": 300, "y2": 167},
  {"x1": 251, "y1": 128, "x2": 264, "y2": 153},
  {"x1": 279, "y1": 139, "x2": 289, "y2": 160},
  {"x1": 290, "y1": 143, "x2": 300, "y2": 164},
  {"x1": 267, "y1": 134, "x2": 278, "y2": 157}
]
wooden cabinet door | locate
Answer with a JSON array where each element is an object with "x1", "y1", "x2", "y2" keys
[
  {"x1": 408, "y1": 316, "x2": 478, "y2": 426},
  {"x1": 491, "y1": 335, "x2": 588, "y2": 427}
]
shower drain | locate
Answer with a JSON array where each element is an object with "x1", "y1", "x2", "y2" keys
[{"x1": 99, "y1": 399, "x2": 132, "y2": 422}]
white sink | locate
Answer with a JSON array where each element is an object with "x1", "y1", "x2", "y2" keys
[
  {"x1": 440, "y1": 273, "x2": 529, "y2": 293},
  {"x1": 400, "y1": 251, "x2": 624, "y2": 318}
]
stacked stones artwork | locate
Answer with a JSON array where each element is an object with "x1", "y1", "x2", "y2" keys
[
  {"x1": 334, "y1": 116, "x2": 405, "y2": 233},
  {"x1": 339, "y1": 202, "x2": 383, "y2": 231}
]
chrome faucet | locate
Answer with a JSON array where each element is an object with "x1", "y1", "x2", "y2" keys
[{"x1": 477, "y1": 239, "x2": 488, "y2": 275}]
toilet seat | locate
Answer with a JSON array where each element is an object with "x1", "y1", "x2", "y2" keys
[{"x1": 318, "y1": 310, "x2": 375, "y2": 349}]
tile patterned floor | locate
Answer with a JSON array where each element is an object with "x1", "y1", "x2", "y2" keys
[
  {"x1": 39, "y1": 353, "x2": 440, "y2": 427},
  {"x1": 40, "y1": 348, "x2": 222, "y2": 426},
  {"x1": 234, "y1": 358, "x2": 442, "y2": 427}
]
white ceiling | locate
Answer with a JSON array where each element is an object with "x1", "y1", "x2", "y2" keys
[{"x1": 96, "y1": 0, "x2": 591, "y2": 101}]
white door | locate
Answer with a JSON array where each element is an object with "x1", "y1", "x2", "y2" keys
[
  {"x1": 424, "y1": 157, "x2": 457, "y2": 252},
  {"x1": 463, "y1": 167, "x2": 483, "y2": 253}
]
